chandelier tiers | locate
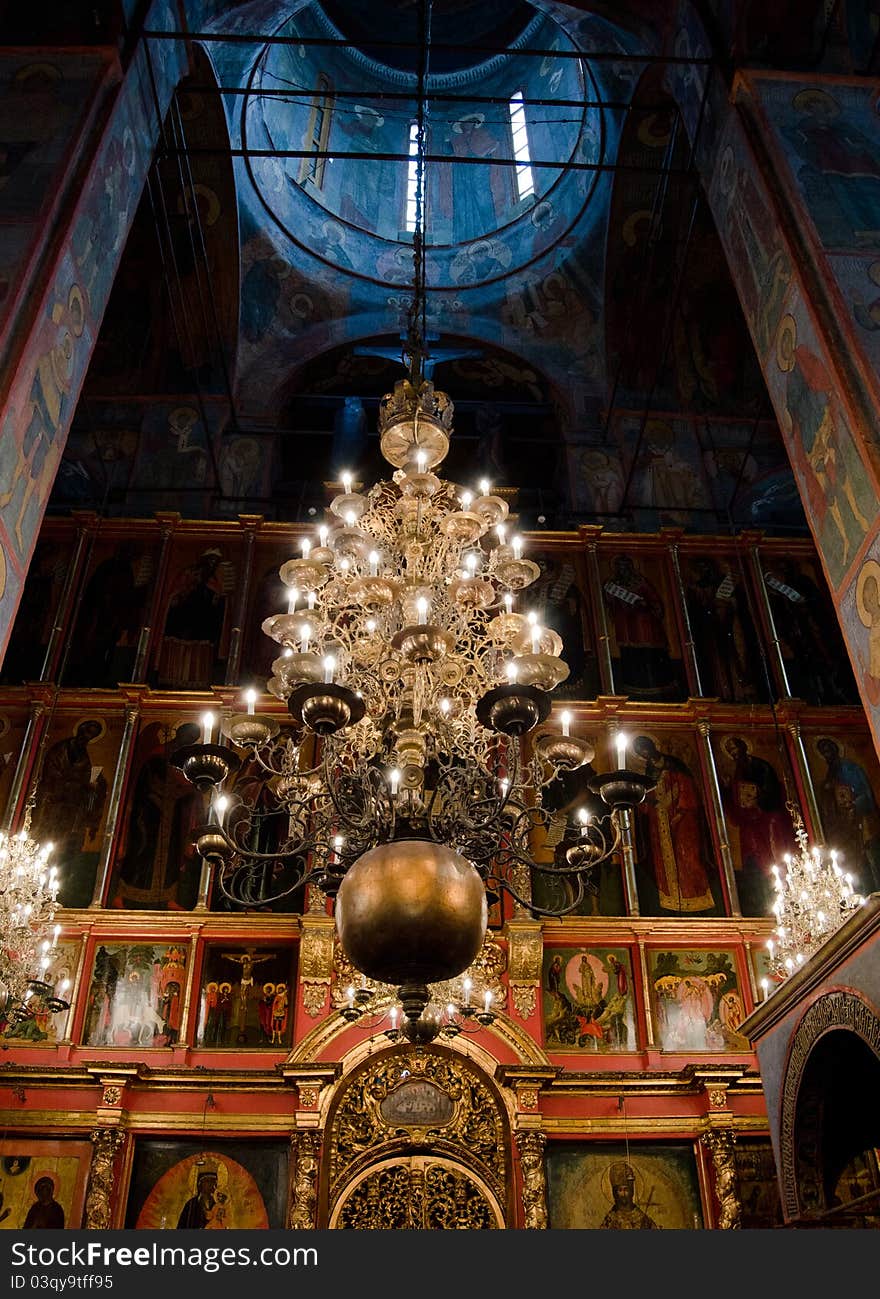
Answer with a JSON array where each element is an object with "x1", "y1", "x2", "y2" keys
[
  {"x1": 764, "y1": 803, "x2": 866, "y2": 991},
  {"x1": 339, "y1": 969, "x2": 498, "y2": 1047},
  {"x1": 0, "y1": 817, "x2": 68, "y2": 1024},
  {"x1": 173, "y1": 371, "x2": 655, "y2": 1029}
]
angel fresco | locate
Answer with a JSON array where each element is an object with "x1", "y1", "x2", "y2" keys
[
  {"x1": 542, "y1": 948, "x2": 635, "y2": 1052},
  {"x1": 649, "y1": 950, "x2": 749, "y2": 1053}
]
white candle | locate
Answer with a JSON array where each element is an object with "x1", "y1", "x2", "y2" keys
[
  {"x1": 530, "y1": 624, "x2": 542, "y2": 654},
  {"x1": 201, "y1": 712, "x2": 216, "y2": 745},
  {"x1": 368, "y1": 550, "x2": 379, "y2": 576},
  {"x1": 463, "y1": 976, "x2": 472, "y2": 1007},
  {"x1": 504, "y1": 593, "x2": 513, "y2": 614},
  {"x1": 214, "y1": 794, "x2": 229, "y2": 827},
  {"x1": 390, "y1": 1006, "x2": 399, "y2": 1028},
  {"x1": 496, "y1": 523, "x2": 507, "y2": 543},
  {"x1": 344, "y1": 510, "x2": 356, "y2": 528},
  {"x1": 760, "y1": 978, "x2": 769, "y2": 1001},
  {"x1": 308, "y1": 591, "x2": 316, "y2": 610},
  {"x1": 560, "y1": 710, "x2": 571, "y2": 738},
  {"x1": 287, "y1": 586, "x2": 299, "y2": 615},
  {"x1": 52, "y1": 925, "x2": 60, "y2": 948},
  {"x1": 616, "y1": 733, "x2": 627, "y2": 770},
  {"x1": 323, "y1": 654, "x2": 336, "y2": 684},
  {"x1": 245, "y1": 689, "x2": 257, "y2": 716},
  {"x1": 416, "y1": 596, "x2": 429, "y2": 623},
  {"x1": 460, "y1": 491, "x2": 473, "y2": 509},
  {"x1": 319, "y1": 525, "x2": 329, "y2": 546},
  {"x1": 301, "y1": 538, "x2": 311, "y2": 559},
  {"x1": 416, "y1": 448, "x2": 427, "y2": 470},
  {"x1": 341, "y1": 471, "x2": 353, "y2": 494},
  {"x1": 479, "y1": 478, "x2": 491, "y2": 496},
  {"x1": 465, "y1": 552, "x2": 478, "y2": 574},
  {"x1": 512, "y1": 536, "x2": 523, "y2": 559},
  {"x1": 333, "y1": 834, "x2": 344, "y2": 855},
  {"x1": 300, "y1": 624, "x2": 311, "y2": 654},
  {"x1": 483, "y1": 990, "x2": 493, "y2": 1012},
  {"x1": 499, "y1": 777, "x2": 509, "y2": 798},
  {"x1": 439, "y1": 698, "x2": 450, "y2": 716},
  {"x1": 346, "y1": 986, "x2": 355, "y2": 1006},
  {"x1": 389, "y1": 768, "x2": 401, "y2": 796},
  {"x1": 506, "y1": 660, "x2": 519, "y2": 684}
]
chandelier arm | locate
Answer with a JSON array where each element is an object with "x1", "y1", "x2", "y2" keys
[{"x1": 490, "y1": 868, "x2": 591, "y2": 918}]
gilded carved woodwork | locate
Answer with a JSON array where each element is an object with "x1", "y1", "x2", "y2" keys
[
  {"x1": 515, "y1": 1130, "x2": 548, "y2": 1229},
  {"x1": 299, "y1": 917, "x2": 335, "y2": 1018},
  {"x1": 85, "y1": 1128, "x2": 125, "y2": 1230},
  {"x1": 289, "y1": 1130, "x2": 321, "y2": 1230},
  {"x1": 329, "y1": 933, "x2": 507, "y2": 1012},
  {"x1": 506, "y1": 921, "x2": 542, "y2": 1020},
  {"x1": 702, "y1": 1128, "x2": 742, "y2": 1230},
  {"x1": 328, "y1": 1049, "x2": 507, "y2": 1198},
  {"x1": 335, "y1": 1159, "x2": 498, "y2": 1229}
]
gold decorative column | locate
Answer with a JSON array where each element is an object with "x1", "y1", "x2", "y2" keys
[
  {"x1": 696, "y1": 718, "x2": 742, "y2": 915},
  {"x1": 85, "y1": 1128, "x2": 126, "y2": 1230},
  {"x1": 90, "y1": 693, "x2": 142, "y2": 907},
  {"x1": 289, "y1": 1130, "x2": 322, "y2": 1229},
  {"x1": 786, "y1": 716, "x2": 825, "y2": 844},
  {"x1": 298, "y1": 914, "x2": 336, "y2": 1018},
  {"x1": 505, "y1": 920, "x2": 543, "y2": 1020},
  {"x1": 581, "y1": 526, "x2": 615, "y2": 692},
  {"x1": 701, "y1": 1128, "x2": 742, "y2": 1230},
  {"x1": 515, "y1": 1130, "x2": 548, "y2": 1229}
]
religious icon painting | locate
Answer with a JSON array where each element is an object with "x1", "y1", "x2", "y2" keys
[
  {"x1": 0, "y1": 939, "x2": 81, "y2": 1046},
  {"x1": 107, "y1": 716, "x2": 206, "y2": 911},
  {"x1": 647, "y1": 948, "x2": 750, "y2": 1053},
  {"x1": 80, "y1": 941, "x2": 189, "y2": 1048},
  {"x1": 525, "y1": 546, "x2": 600, "y2": 701},
  {"x1": 0, "y1": 533, "x2": 70, "y2": 686},
  {"x1": 31, "y1": 710, "x2": 124, "y2": 909},
  {"x1": 152, "y1": 538, "x2": 237, "y2": 690},
  {"x1": 61, "y1": 533, "x2": 159, "y2": 688},
  {"x1": 0, "y1": 1138, "x2": 91, "y2": 1230},
  {"x1": 194, "y1": 943, "x2": 296, "y2": 1049},
  {"x1": 733, "y1": 1139, "x2": 784, "y2": 1228},
  {"x1": 629, "y1": 730, "x2": 725, "y2": 917},
  {"x1": 598, "y1": 549, "x2": 687, "y2": 701},
  {"x1": 712, "y1": 729, "x2": 798, "y2": 916},
  {"x1": 760, "y1": 551, "x2": 859, "y2": 705},
  {"x1": 529, "y1": 756, "x2": 625, "y2": 917},
  {"x1": 241, "y1": 541, "x2": 296, "y2": 684},
  {"x1": 680, "y1": 551, "x2": 767, "y2": 704},
  {"x1": 125, "y1": 1140, "x2": 288, "y2": 1229},
  {"x1": 542, "y1": 947, "x2": 637, "y2": 1053},
  {"x1": 546, "y1": 1141, "x2": 704, "y2": 1229},
  {"x1": 0, "y1": 706, "x2": 28, "y2": 816},
  {"x1": 805, "y1": 730, "x2": 880, "y2": 897}
]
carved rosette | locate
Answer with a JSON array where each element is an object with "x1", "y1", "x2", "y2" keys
[
  {"x1": 85, "y1": 1129, "x2": 125, "y2": 1230},
  {"x1": 702, "y1": 1129, "x2": 742, "y2": 1230},
  {"x1": 289, "y1": 1131, "x2": 322, "y2": 1229},
  {"x1": 515, "y1": 1131, "x2": 548, "y2": 1229},
  {"x1": 506, "y1": 922, "x2": 542, "y2": 1021}
]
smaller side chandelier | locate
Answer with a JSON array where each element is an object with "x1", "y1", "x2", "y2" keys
[
  {"x1": 0, "y1": 818, "x2": 64, "y2": 1019},
  {"x1": 337, "y1": 974, "x2": 498, "y2": 1046},
  {"x1": 764, "y1": 805, "x2": 865, "y2": 990}
]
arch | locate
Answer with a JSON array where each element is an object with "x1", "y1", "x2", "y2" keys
[
  {"x1": 779, "y1": 988, "x2": 880, "y2": 1220},
  {"x1": 320, "y1": 1042, "x2": 514, "y2": 1228},
  {"x1": 328, "y1": 1154, "x2": 505, "y2": 1229}
]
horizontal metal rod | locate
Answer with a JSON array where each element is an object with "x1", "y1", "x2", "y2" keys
[
  {"x1": 186, "y1": 83, "x2": 654, "y2": 113},
  {"x1": 157, "y1": 144, "x2": 699, "y2": 177},
  {"x1": 144, "y1": 28, "x2": 712, "y2": 65}
]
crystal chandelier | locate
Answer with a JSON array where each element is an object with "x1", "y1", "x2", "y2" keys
[
  {"x1": 172, "y1": 61, "x2": 655, "y2": 1036},
  {"x1": 338, "y1": 969, "x2": 498, "y2": 1046},
  {"x1": 0, "y1": 815, "x2": 63, "y2": 1016},
  {"x1": 764, "y1": 804, "x2": 865, "y2": 990}
]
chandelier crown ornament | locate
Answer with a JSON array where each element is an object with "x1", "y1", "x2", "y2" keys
[{"x1": 763, "y1": 803, "x2": 866, "y2": 991}]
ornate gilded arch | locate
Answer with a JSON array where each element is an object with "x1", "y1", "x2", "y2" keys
[
  {"x1": 321, "y1": 1044, "x2": 513, "y2": 1228},
  {"x1": 779, "y1": 989, "x2": 880, "y2": 1219}
]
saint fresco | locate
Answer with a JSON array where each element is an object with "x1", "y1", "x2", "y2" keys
[
  {"x1": 0, "y1": 1139, "x2": 91, "y2": 1230},
  {"x1": 600, "y1": 552, "x2": 686, "y2": 701},
  {"x1": 81, "y1": 943, "x2": 188, "y2": 1048},
  {"x1": 807, "y1": 732, "x2": 880, "y2": 895},
  {"x1": 529, "y1": 762, "x2": 625, "y2": 917},
  {"x1": 61, "y1": 537, "x2": 158, "y2": 687},
  {"x1": 682, "y1": 554, "x2": 766, "y2": 702},
  {"x1": 734, "y1": 1139, "x2": 784, "y2": 1228},
  {"x1": 526, "y1": 548, "x2": 599, "y2": 700},
  {"x1": 648, "y1": 949, "x2": 750, "y2": 1053},
  {"x1": 194, "y1": 944, "x2": 295, "y2": 1049},
  {"x1": 542, "y1": 947, "x2": 636, "y2": 1052},
  {"x1": 0, "y1": 941, "x2": 79, "y2": 1045},
  {"x1": 153, "y1": 542, "x2": 236, "y2": 690},
  {"x1": 714, "y1": 731, "x2": 797, "y2": 915},
  {"x1": 546, "y1": 1142, "x2": 704, "y2": 1229},
  {"x1": 761, "y1": 554, "x2": 859, "y2": 704},
  {"x1": 126, "y1": 1141, "x2": 288, "y2": 1229}
]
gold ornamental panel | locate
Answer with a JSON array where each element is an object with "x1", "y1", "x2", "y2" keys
[{"x1": 330, "y1": 1156, "x2": 502, "y2": 1229}]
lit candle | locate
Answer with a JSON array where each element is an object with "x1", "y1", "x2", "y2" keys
[
  {"x1": 300, "y1": 624, "x2": 311, "y2": 654},
  {"x1": 333, "y1": 834, "x2": 344, "y2": 856},
  {"x1": 483, "y1": 990, "x2": 493, "y2": 1013},
  {"x1": 465, "y1": 552, "x2": 478, "y2": 574},
  {"x1": 439, "y1": 698, "x2": 450, "y2": 716},
  {"x1": 214, "y1": 794, "x2": 229, "y2": 827},
  {"x1": 496, "y1": 523, "x2": 507, "y2": 543},
  {"x1": 460, "y1": 491, "x2": 473, "y2": 509},
  {"x1": 345, "y1": 510, "x2": 356, "y2": 528},
  {"x1": 288, "y1": 586, "x2": 299, "y2": 614},
  {"x1": 339, "y1": 557, "x2": 350, "y2": 574},
  {"x1": 301, "y1": 537, "x2": 311, "y2": 559},
  {"x1": 308, "y1": 591, "x2": 316, "y2": 610},
  {"x1": 463, "y1": 976, "x2": 472, "y2": 1007},
  {"x1": 341, "y1": 471, "x2": 353, "y2": 494},
  {"x1": 506, "y1": 660, "x2": 519, "y2": 684},
  {"x1": 530, "y1": 623, "x2": 542, "y2": 654},
  {"x1": 760, "y1": 978, "x2": 769, "y2": 1001},
  {"x1": 479, "y1": 478, "x2": 491, "y2": 496},
  {"x1": 499, "y1": 777, "x2": 509, "y2": 798},
  {"x1": 244, "y1": 689, "x2": 257, "y2": 716},
  {"x1": 512, "y1": 536, "x2": 523, "y2": 559},
  {"x1": 366, "y1": 618, "x2": 377, "y2": 633},
  {"x1": 346, "y1": 986, "x2": 355, "y2": 1007},
  {"x1": 390, "y1": 1006, "x2": 399, "y2": 1029},
  {"x1": 416, "y1": 448, "x2": 427, "y2": 470},
  {"x1": 201, "y1": 711, "x2": 216, "y2": 745},
  {"x1": 59, "y1": 978, "x2": 70, "y2": 995},
  {"x1": 323, "y1": 654, "x2": 336, "y2": 684},
  {"x1": 319, "y1": 524, "x2": 329, "y2": 546},
  {"x1": 416, "y1": 596, "x2": 429, "y2": 623},
  {"x1": 389, "y1": 768, "x2": 401, "y2": 796},
  {"x1": 52, "y1": 925, "x2": 60, "y2": 948},
  {"x1": 368, "y1": 550, "x2": 379, "y2": 576},
  {"x1": 615, "y1": 733, "x2": 627, "y2": 771},
  {"x1": 504, "y1": 593, "x2": 513, "y2": 615},
  {"x1": 560, "y1": 710, "x2": 571, "y2": 738}
]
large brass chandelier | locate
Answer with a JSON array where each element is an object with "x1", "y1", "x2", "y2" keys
[
  {"x1": 0, "y1": 812, "x2": 63, "y2": 1018},
  {"x1": 172, "y1": 33, "x2": 654, "y2": 1038}
]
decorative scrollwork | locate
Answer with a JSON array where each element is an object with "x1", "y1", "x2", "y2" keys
[
  {"x1": 702, "y1": 1129, "x2": 742, "y2": 1230},
  {"x1": 515, "y1": 1131, "x2": 548, "y2": 1229},
  {"x1": 336, "y1": 1159, "x2": 497, "y2": 1229},
  {"x1": 85, "y1": 1129, "x2": 125, "y2": 1230},
  {"x1": 289, "y1": 1131, "x2": 321, "y2": 1230}
]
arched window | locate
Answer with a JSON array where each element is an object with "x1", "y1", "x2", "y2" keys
[
  {"x1": 508, "y1": 91, "x2": 534, "y2": 201},
  {"x1": 300, "y1": 74, "x2": 333, "y2": 188}
]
